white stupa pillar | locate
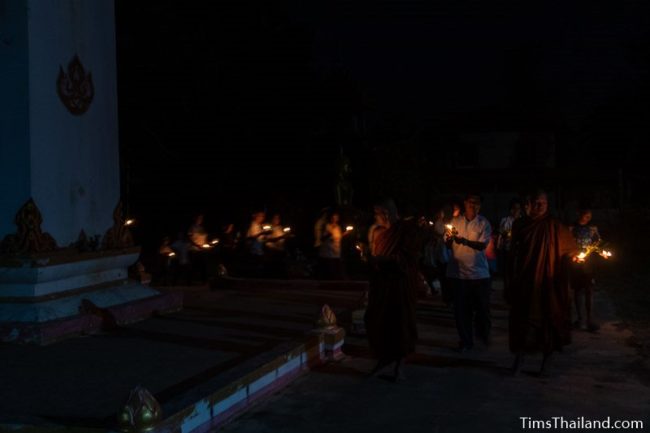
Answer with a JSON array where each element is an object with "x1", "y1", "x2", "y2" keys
[{"x1": 0, "y1": 0, "x2": 182, "y2": 344}]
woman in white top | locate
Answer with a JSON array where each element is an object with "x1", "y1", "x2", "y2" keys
[
  {"x1": 320, "y1": 213, "x2": 343, "y2": 258},
  {"x1": 317, "y1": 211, "x2": 350, "y2": 279}
]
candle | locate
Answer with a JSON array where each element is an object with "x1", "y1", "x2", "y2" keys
[
  {"x1": 345, "y1": 226, "x2": 354, "y2": 232},
  {"x1": 210, "y1": 239, "x2": 220, "y2": 245},
  {"x1": 283, "y1": 227, "x2": 292, "y2": 233},
  {"x1": 168, "y1": 252, "x2": 176, "y2": 257},
  {"x1": 599, "y1": 250, "x2": 612, "y2": 259},
  {"x1": 428, "y1": 221, "x2": 434, "y2": 226},
  {"x1": 124, "y1": 219, "x2": 135, "y2": 227},
  {"x1": 262, "y1": 225, "x2": 272, "y2": 231},
  {"x1": 202, "y1": 244, "x2": 211, "y2": 249}
]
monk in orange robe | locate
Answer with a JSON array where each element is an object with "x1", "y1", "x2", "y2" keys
[{"x1": 506, "y1": 190, "x2": 579, "y2": 376}]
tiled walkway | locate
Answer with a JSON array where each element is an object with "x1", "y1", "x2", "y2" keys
[
  {"x1": 221, "y1": 282, "x2": 650, "y2": 433},
  {"x1": 0, "y1": 285, "x2": 363, "y2": 429}
]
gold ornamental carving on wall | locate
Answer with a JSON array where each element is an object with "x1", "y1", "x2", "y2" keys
[
  {"x1": 57, "y1": 54, "x2": 94, "y2": 115},
  {"x1": 102, "y1": 201, "x2": 134, "y2": 250},
  {"x1": 0, "y1": 198, "x2": 58, "y2": 255},
  {"x1": 116, "y1": 386, "x2": 162, "y2": 432}
]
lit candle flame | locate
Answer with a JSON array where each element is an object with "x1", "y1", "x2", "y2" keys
[
  {"x1": 211, "y1": 239, "x2": 220, "y2": 245},
  {"x1": 577, "y1": 252, "x2": 587, "y2": 260},
  {"x1": 355, "y1": 243, "x2": 363, "y2": 251},
  {"x1": 283, "y1": 227, "x2": 291, "y2": 233},
  {"x1": 168, "y1": 252, "x2": 176, "y2": 257},
  {"x1": 345, "y1": 226, "x2": 354, "y2": 232},
  {"x1": 124, "y1": 219, "x2": 135, "y2": 226},
  {"x1": 600, "y1": 250, "x2": 612, "y2": 258},
  {"x1": 428, "y1": 221, "x2": 434, "y2": 226},
  {"x1": 262, "y1": 225, "x2": 272, "y2": 231},
  {"x1": 445, "y1": 224, "x2": 455, "y2": 231},
  {"x1": 202, "y1": 244, "x2": 211, "y2": 249}
]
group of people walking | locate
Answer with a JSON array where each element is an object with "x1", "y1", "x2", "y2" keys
[
  {"x1": 152, "y1": 191, "x2": 606, "y2": 381},
  {"x1": 363, "y1": 190, "x2": 607, "y2": 380}
]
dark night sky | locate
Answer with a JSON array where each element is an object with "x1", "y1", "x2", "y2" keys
[
  {"x1": 305, "y1": 2, "x2": 647, "y2": 120},
  {"x1": 115, "y1": 0, "x2": 650, "y2": 241}
]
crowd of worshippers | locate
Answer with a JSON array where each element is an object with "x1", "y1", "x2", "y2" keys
[
  {"x1": 152, "y1": 208, "x2": 371, "y2": 283},
  {"x1": 149, "y1": 190, "x2": 607, "y2": 378},
  {"x1": 154, "y1": 212, "x2": 293, "y2": 284},
  {"x1": 363, "y1": 190, "x2": 610, "y2": 381}
]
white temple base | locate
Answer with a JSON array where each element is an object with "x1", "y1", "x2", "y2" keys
[{"x1": 0, "y1": 250, "x2": 183, "y2": 344}]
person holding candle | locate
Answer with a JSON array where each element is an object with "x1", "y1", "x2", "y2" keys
[
  {"x1": 365, "y1": 198, "x2": 422, "y2": 381},
  {"x1": 313, "y1": 207, "x2": 330, "y2": 250},
  {"x1": 433, "y1": 204, "x2": 456, "y2": 304},
  {"x1": 188, "y1": 214, "x2": 209, "y2": 284},
  {"x1": 188, "y1": 214, "x2": 208, "y2": 251},
  {"x1": 506, "y1": 190, "x2": 579, "y2": 377},
  {"x1": 217, "y1": 223, "x2": 238, "y2": 272},
  {"x1": 368, "y1": 210, "x2": 388, "y2": 257},
  {"x1": 245, "y1": 211, "x2": 271, "y2": 276},
  {"x1": 317, "y1": 210, "x2": 350, "y2": 279},
  {"x1": 153, "y1": 236, "x2": 174, "y2": 285},
  {"x1": 265, "y1": 214, "x2": 290, "y2": 253},
  {"x1": 263, "y1": 213, "x2": 291, "y2": 277},
  {"x1": 171, "y1": 230, "x2": 192, "y2": 285},
  {"x1": 445, "y1": 193, "x2": 493, "y2": 353},
  {"x1": 497, "y1": 199, "x2": 522, "y2": 273},
  {"x1": 220, "y1": 223, "x2": 238, "y2": 251},
  {"x1": 419, "y1": 214, "x2": 439, "y2": 297},
  {"x1": 569, "y1": 208, "x2": 601, "y2": 332}
]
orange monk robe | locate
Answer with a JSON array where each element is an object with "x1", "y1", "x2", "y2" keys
[{"x1": 506, "y1": 214, "x2": 578, "y2": 354}]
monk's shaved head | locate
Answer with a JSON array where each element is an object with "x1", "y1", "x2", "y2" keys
[{"x1": 531, "y1": 189, "x2": 548, "y2": 219}]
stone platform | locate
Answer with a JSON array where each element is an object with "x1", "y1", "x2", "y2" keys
[
  {"x1": 0, "y1": 249, "x2": 183, "y2": 344},
  {"x1": 0, "y1": 284, "x2": 358, "y2": 433},
  {"x1": 212, "y1": 276, "x2": 369, "y2": 293}
]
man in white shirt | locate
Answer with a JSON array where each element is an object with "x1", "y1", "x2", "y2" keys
[{"x1": 445, "y1": 193, "x2": 492, "y2": 352}]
